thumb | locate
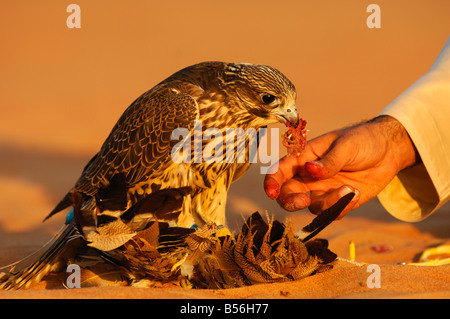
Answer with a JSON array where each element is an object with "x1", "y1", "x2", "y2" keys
[
  {"x1": 309, "y1": 185, "x2": 361, "y2": 219},
  {"x1": 305, "y1": 141, "x2": 350, "y2": 180}
]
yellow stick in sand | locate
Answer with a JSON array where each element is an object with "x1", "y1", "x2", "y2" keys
[{"x1": 349, "y1": 241, "x2": 356, "y2": 262}]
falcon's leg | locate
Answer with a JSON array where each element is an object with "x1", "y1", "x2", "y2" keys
[{"x1": 189, "y1": 182, "x2": 228, "y2": 228}]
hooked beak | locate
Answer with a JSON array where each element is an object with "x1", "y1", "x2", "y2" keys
[{"x1": 272, "y1": 105, "x2": 300, "y2": 127}]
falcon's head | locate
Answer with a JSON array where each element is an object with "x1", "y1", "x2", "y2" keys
[
  {"x1": 163, "y1": 62, "x2": 299, "y2": 129},
  {"x1": 219, "y1": 62, "x2": 299, "y2": 128}
]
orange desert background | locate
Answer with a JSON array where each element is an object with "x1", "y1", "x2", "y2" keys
[{"x1": 0, "y1": 0, "x2": 449, "y2": 298}]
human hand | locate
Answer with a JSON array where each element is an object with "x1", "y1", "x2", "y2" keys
[{"x1": 264, "y1": 115, "x2": 418, "y2": 218}]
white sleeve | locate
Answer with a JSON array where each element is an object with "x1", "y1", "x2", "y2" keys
[{"x1": 378, "y1": 35, "x2": 450, "y2": 222}]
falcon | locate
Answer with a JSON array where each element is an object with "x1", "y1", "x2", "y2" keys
[
  {"x1": 1, "y1": 61, "x2": 299, "y2": 289},
  {"x1": 53, "y1": 61, "x2": 299, "y2": 247}
]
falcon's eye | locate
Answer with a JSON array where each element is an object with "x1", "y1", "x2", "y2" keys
[{"x1": 261, "y1": 94, "x2": 276, "y2": 105}]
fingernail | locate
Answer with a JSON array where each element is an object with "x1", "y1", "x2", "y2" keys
[
  {"x1": 338, "y1": 185, "x2": 354, "y2": 198},
  {"x1": 265, "y1": 177, "x2": 280, "y2": 199},
  {"x1": 306, "y1": 161, "x2": 324, "y2": 178},
  {"x1": 309, "y1": 160, "x2": 323, "y2": 168},
  {"x1": 282, "y1": 194, "x2": 307, "y2": 211},
  {"x1": 353, "y1": 188, "x2": 360, "y2": 200},
  {"x1": 338, "y1": 186, "x2": 360, "y2": 201},
  {"x1": 293, "y1": 195, "x2": 308, "y2": 210}
]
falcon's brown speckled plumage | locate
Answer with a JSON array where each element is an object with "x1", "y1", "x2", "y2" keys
[
  {"x1": 1, "y1": 61, "x2": 300, "y2": 289},
  {"x1": 53, "y1": 61, "x2": 298, "y2": 245}
]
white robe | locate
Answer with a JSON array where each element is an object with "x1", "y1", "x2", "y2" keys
[{"x1": 378, "y1": 35, "x2": 450, "y2": 222}]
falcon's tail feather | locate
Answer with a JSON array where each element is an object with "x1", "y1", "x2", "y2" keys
[
  {"x1": 0, "y1": 223, "x2": 81, "y2": 290},
  {"x1": 43, "y1": 192, "x2": 72, "y2": 222}
]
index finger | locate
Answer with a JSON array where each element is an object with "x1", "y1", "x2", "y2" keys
[{"x1": 264, "y1": 154, "x2": 302, "y2": 199}]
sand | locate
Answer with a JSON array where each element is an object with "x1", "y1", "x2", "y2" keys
[{"x1": 0, "y1": 1, "x2": 449, "y2": 299}]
